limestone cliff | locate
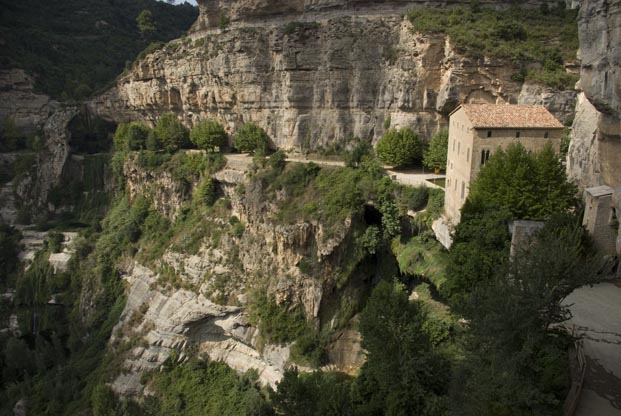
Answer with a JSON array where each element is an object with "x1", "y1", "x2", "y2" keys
[
  {"x1": 567, "y1": 0, "x2": 620, "y2": 190},
  {"x1": 90, "y1": 2, "x2": 575, "y2": 150},
  {"x1": 112, "y1": 157, "x2": 368, "y2": 394},
  {"x1": 567, "y1": 0, "x2": 621, "y2": 258},
  {"x1": 0, "y1": 69, "x2": 57, "y2": 135}
]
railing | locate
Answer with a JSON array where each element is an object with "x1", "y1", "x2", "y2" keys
[{"x1": 563, "y1": 325, "x2": 587, "y2": 416}]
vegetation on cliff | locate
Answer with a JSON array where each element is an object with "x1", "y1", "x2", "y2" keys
[{"x1": 408, "y1": 4, "x2": 579, "y2": 90}]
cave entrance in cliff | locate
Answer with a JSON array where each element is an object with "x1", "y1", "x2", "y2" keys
[
  {"x1": 364, "y1": 203, "x2": 382, "y2": 226},
  {"x1": 68, "y1": 110, "x2": 116, "y2": 154}
]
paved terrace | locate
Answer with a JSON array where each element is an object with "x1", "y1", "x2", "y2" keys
[{"x1": 564, "y1": 278, "x2": 621, "y2": 416}]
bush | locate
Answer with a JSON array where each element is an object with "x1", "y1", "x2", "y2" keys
[
  {"x1": 268, "y1": 150, "x2": 287, "y2": 172},
  {"x1": 154, "y1": 113, "x2": 190, "y2": 152},
  {"x1": 195, "y1": 178, "x2": 217, "y2": 206},
  {"x1": 423, "y1": 129, "x2": 449, "y2": 171},
  {"x1": 126, "y1": 122, "x2": 150, "y2": 150},
  {"x1": 376, "y1": 127, "x2": 424, "y2": 168},
  {"x1": 46, "y1": 231, "x2": 64, "y2": 253},
  {"x1": 190, "y1": 120, "x2": 228, "y2": 152},
  {"x1": 233, "y1": 123, "x2": 270, "y2": 154}
]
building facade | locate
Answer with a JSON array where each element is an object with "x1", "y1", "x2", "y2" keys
[{"x1": 444, "y1": 104, "x2": 563, "y2": 224}]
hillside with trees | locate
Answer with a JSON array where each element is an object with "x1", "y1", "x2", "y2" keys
[{"x1": 0, "y1": 0, "x2": 197, "y2": 100}]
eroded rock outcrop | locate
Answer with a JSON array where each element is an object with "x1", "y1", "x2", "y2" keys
[
  {"x1": 90, "y1": 3, "x2": 575, "y2": 150},
  {"x1": 567, "y1": 0, "x2": 621, "y2": 259},
  {"x1": 0, "y1": 69, "x2": 56, "y2": 135},
  {"x1": 567, "y1": 0, "x2": 621, "y2": 190},
  {"x1": 112, "y1": 157, "x2": 367, "y2": 393}
]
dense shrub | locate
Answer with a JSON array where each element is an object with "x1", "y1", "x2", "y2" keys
[
  {"x1": 376, "y1": 127, "x2": 424, "y2": 168},
  {"x1": 154, "y1": 113, "x2": 190, "y2": 152},
  {"x1": 126, "y1": 122, "x2": 150, "y2": 150},
  {"x1": 423, "y1": 129, "x2": 449, "y2": 171},
  {"x1": 233, "y1": 123, "x2": 270, "y2": 154},
  {"x1": 190, "y1": 120, "x2": 228, "y2": 151}
]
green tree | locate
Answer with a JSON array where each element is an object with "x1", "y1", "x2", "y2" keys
[
  {"x1": 195, "y1": 178, "x2": 217, "y2": 206},
  {"x1": 126, "y1": 122, "x2": 150, "y2": 151},
  {"x1": 154, "y1": 113, "x2": 189, "y2": 153},
  {"x1": 344, "y1": 139, "x2": 373, "y2": 168},
  {"x1": 423, "y1": 129, "x2": 449, "y2": 171},
  {"x1": 468, "y1": 143, "x2": 577, "y2": 220},
  {"x1": 355, "y1": 279, "x2": 449, "y2": 414},
  {"x1": 451, "y1": 213, "x2": 597, "y2": 415},
  {"x1": 233, "y1": 123, "x2": 270, "y2": 154},
  {"x1": 190, "y1": 120, "x2": 228, "y2": 152},
  {"x1": 375, "y1": 127, "x2": 424, "y2": 168},
  {"x1": 136, "y1": 9, "x2": 156, "y2": 38},
  {"x1": 113, "y1": 122, "x2": 130, "y2": 151}
]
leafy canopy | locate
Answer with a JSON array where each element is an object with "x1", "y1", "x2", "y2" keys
[
  {"x1": 233, "y1": 122, "x2": 270, "y2": 154},
  {"x1": 376, "y1": 127, "x2": 424, "y2": 168},
  {"x1": 154, "y1": 113, "x2": 190, "y2": 152},
  {"x1": 467, "y1": 142, "x2": 577, "y2": 221},
  {"x1": 190, "y1": 120, "x2": 228, "y2": 151},
  {"x1": 423, "y1": 129, "x2": 449, "y2": 171}
]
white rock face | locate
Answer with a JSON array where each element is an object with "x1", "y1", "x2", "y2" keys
[{"x1": 111, "y1": 263, "x2": 289, "y2": 395}]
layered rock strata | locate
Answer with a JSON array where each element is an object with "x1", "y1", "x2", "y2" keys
[{"x1": 91, "y1": 4, "x2": 575, "y2": 150}]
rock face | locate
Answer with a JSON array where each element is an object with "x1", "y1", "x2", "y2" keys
[
  {"x1": 112, "y1": 157, "x2": 368, "y2": 393},
  {"x1": 13, "y1": 106, "x2": 79, "y2": 215},
  {"x1": 0, "y1": 69, "x2": 56, "y2": 135},
  {"x1": 567, "y1": 0, "x2": 621, "y2": 258},
  {"x1": 568, "y1": 0, "x2": 621, "y2": 190},
  {"x1": 90, "y1": 2, "x2": 575, "y2": 150},
  {"x1": 111, "y1": 262, "x2": 290, "y2": 395}
]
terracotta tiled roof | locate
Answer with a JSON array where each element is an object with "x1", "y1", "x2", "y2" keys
[{"x1": 457, "y1": 104, "x2": 564, "y2": 129}]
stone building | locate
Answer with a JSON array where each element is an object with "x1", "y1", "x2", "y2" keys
[
  {"x1": 444, "y1": 104, "x2": 563, "y2": 224},
  {"x1": 583, "y1": 185, "x2": 619, "y2": 256}
]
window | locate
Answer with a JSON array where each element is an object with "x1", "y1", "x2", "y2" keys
[
  {"x1": 461, "y1": 181, "x2": 465, "y2": 199},
  {"x1": 487, "y1": 131, "x2": 492, "y2": 138},
  {"x1": 515, "y1": 131, "x2": 521, "y2": 138},
  {"x1": 447, "y1": 178, "x2": 451, "y2": 187},
  {"x1": 458, "y1": 142, "x2": 461, "y2": 155},
  {"x1": 481, "y1": 149, "x2": 490, "y2": 166},
  {"x1": 544, "y1": 132, "x2": 549, "y2": 139},
  {"x1": 466, "y1": 147, "x2": 470, "y2": 162}
]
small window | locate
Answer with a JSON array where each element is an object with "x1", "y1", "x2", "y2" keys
[
  {"x1": 515, "y1": 131, "x2": 521, "y2": 138},
  {"x1": 481, "y1": 149, "x2": 490, "y2": 166},
  {"x1": 458, "y1": 142, "x2": 461, "y2": 155},
  {"x1": 487, "y1": 131, "x2": 492, "y2": 138},
  {"x1": 461, "y1": 181, "x2": 465, "y2": 199},
  {"x1": 544, "y1": 132, "x2": 549, "y2": 139},
  {"x1": 466, "y1": 147, "x2": 470, "y2": 162}
]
